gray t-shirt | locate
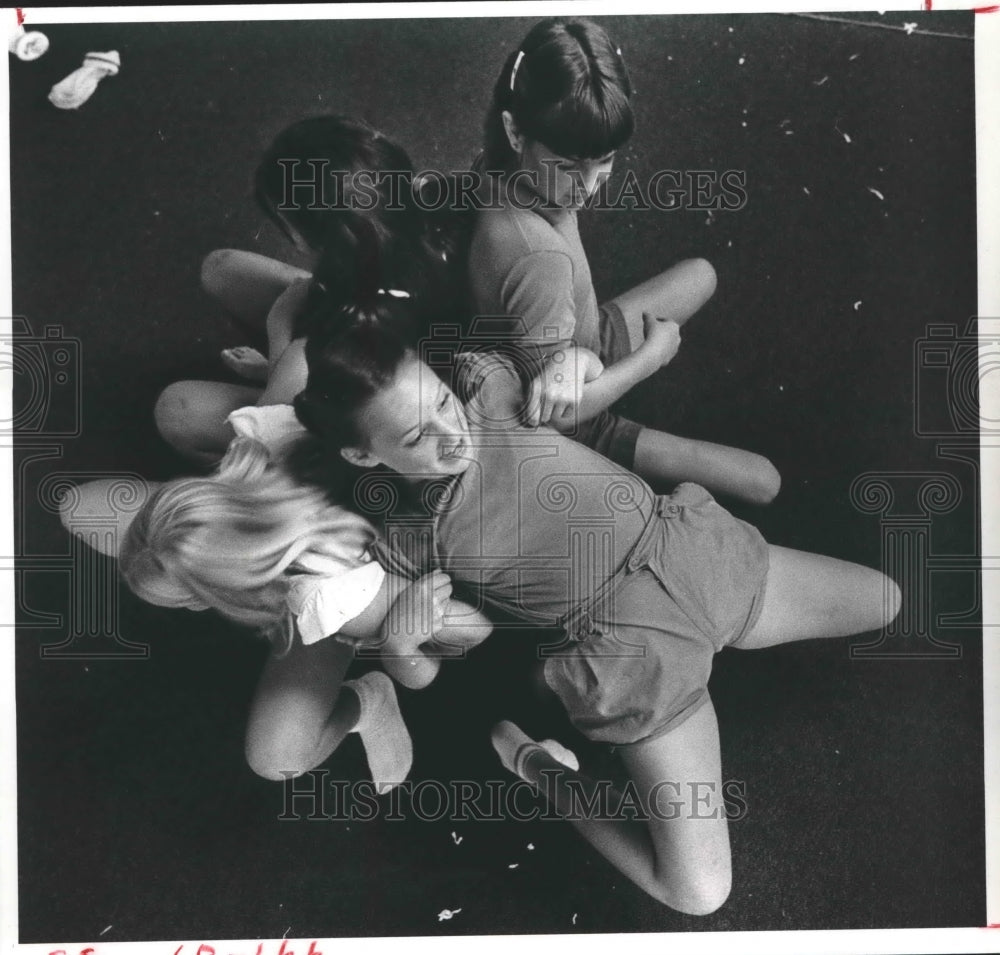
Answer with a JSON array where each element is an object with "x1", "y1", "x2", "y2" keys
[{"x1": 468, "y1": 190, "x2": 602, "y2": 356}]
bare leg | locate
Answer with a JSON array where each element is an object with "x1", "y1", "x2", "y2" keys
[
  {"x1": 58, "y1": 477, "x2": 161, "y2": 557},
  {"x1": 608, "y1": 258, "x2": 718, "y2": 352},
  {"x1": 493, "y1": 701, "x2": 731, "y2": 915},
  {"x1": 633, "y1": 426, "x2": 781, "y2": 506},
  {"x1": 246, "y1": 639, "x2": 412, "y2": 791},
  {"x1": 245, "y1": 637, "x2": 358, "y2": 781},
  {"x1": 201, "y1": 248, "x2": 311, "y2": 330},
  {"x1": 154, "y1": 380, "x2": 262, "y2": 465},
  {"x1": 736, "y1": 545, "x2": 903, "y2": 650}
]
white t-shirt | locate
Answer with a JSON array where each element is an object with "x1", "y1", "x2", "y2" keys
[{"x1": 227, "y1": 404, "x2": 387, "y2": 644}]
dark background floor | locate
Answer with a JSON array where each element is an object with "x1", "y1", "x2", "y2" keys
[{"x1": 10, "y1": 9, "x2": 984, "y2": 944}]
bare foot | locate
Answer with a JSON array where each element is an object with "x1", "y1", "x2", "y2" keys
[{"x1": 221, "y1": 346, "x2": 268, "y2": 382}]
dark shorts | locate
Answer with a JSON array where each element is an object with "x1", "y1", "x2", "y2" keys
[
  {"x1": 572, "y1": 301, "x2": 643, "y2": 470},
  {"x1": 543, "y1": 483, "x2": 770, "y2": 746}
]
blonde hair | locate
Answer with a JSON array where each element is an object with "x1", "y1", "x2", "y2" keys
[{"x1": 119, "y1": 437, "x2": 374, "y2": 654}]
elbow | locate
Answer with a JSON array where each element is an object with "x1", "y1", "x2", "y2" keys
[{"x1": 386, "y1": 659, "x2": 437, "y2": 690}]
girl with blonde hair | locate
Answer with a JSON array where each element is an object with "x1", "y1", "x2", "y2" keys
[{"x1": 73, "y1": 414, "x2": 491, "y2": 792}]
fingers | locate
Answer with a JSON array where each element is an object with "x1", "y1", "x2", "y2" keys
[
  {"x1": 524, "y1": 375, "x2": 542, "y2": 428},
  {"x1": 538, "y1": 386, "x2": 554, "y2": 425},
  {"x1": 549, "y1": 399, "x2": 571, "y2": 425},
  {"x1": 431, "y1": 575, "x2": 453, "y2": 602}
]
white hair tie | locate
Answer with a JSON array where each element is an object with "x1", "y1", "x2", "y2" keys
[{"x1": 509, "y1": 50, "x2": 525, "y2": 91}]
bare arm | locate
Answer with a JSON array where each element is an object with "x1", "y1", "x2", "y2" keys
[
  {"x1": 335, "y1": 570, "x2": 490, "y2": 690},
  {"x1": 549, "y1": 317, "x2": 681, "y2": 431},
  {"x1": 255, "y1": 279, "x2": 311, "y2": 406},
  {"x1": 257, "y1": 337, "x2": 308, "y2": 406},
  {"x1": 380, "y1": 586, "x2": 494, "y2": 690},
  {"x1": 527, "y1": 316, "x2": 680, "y2": 428}
]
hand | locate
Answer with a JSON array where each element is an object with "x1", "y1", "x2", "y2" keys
[
  {"x1": 524, "y1": 348, "x2": 586, "y2": 427},
  {"x1": 382, "y1": 570, "x2": 453, "y2": 657},
  {"x1": 640, "y1": 313, "x2": 681, "y2": 369}
]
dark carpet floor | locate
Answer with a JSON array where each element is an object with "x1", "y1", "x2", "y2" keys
[{"x1": 10, "y1": 9, "x2": 984, "y2": 944}]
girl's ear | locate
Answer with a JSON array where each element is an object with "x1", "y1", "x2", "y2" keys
[
  {"x1": 340, "y1": 446, "x2": 379, "y2": 469},
  {"x1": 501, "y1": 110, "x2": 524, "y2": 156}
]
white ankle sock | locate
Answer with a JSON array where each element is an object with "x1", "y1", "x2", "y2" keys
[
  {"x1": 491, "y1": 721, "x2": 580, "y2": 779},
  {"x1": 49, "y1": 50, "x2": 120, "y2": 110},
  {"x1": 345, "y1": 672, "x2": 413, "y2": 794}
]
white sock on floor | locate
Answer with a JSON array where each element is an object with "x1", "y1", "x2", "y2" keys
[
  {"x1": 49, "y1": 50, "x2": 120, "y2": 110},
  {"x1": 345, "y1": 672, "x2": 413, "y2": 794}
]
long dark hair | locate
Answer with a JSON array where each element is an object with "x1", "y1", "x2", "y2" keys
[
  {"x1": 256, "y1": 115, "x2": 469, "y2": 335},
  {"x1": 255, "y1": 115, "x2": 422, "y2": 252},
  {"x1": 289, "y1": 292, "x2": 419, "y2": 507},
  {"x1": 294, "y1": 305, "x2": 413, "y2": 449},
  {"x1": 481, "y1": 17, "x2": 634, "y2": 172}
]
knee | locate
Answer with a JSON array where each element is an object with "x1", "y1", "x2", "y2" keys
[
  {"x1": 200, "y1": 248, "x2": 236, "y2": 298},
  {"x1": 688, "y1": 257, "x2": 718, "y2": 305},
  {"x1": 883, "y1": 575, "x2": 903, "y2": 626},
  {"x1": 652, "y1": 870, "x2": 731, "y2": 916},
  {"x1": 750, "y1": 455, "x2": 782, "y2": 506},
  {"x1": 245, "y1": 731, "x2": 324, "y2": 783},
  {"x1": 153, "y1": 382, "x2": 192, "y2": 452}
]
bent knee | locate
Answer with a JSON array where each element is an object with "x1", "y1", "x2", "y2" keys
[
  {"x1": 883, "y1": 575, "x2": 903, "y2": 626},
  {"x1": 686, "y1": 257, "x2": 718, "y2": 304},
  {"x1": 200, "y1": 248, "x2": 238, "y2": 297},
  {"x1": 653, "y1": 871, "x2": 731, "y2": 916},
  {"x1": 154, "y1": 382, "x2": 196, "y2": 450},
  {"x1": 245, "y1": 735, "x2": 326, "y2": 783},
  {"x1": 751, "y1": 456, "x2": 782, "y2": 506}
]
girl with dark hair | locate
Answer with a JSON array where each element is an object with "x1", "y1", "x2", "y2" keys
[
  {"x1": 155, "y1": 115, "x2": 465, "y2": 465},
  {"x1": 470, "y1": 18, "x2": 780, "y2": 506},
  {"x1": 63, "y1": 356, "x2": 492, "y2": 791},
  {"x1": 295, "y1": 307, "x2": 901, "y2": 913}
]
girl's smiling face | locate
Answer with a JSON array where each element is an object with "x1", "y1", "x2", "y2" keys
[{"x1": 341, "y1": 353, "x2": 472, "y2": 480}]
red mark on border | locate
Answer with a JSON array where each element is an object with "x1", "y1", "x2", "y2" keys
[
  {"x1": 16, "y1": 8, "x2": 24, "y2": 25},
  {"x1": 924, "y1": 1, "x2": 997, "y2": 14}
]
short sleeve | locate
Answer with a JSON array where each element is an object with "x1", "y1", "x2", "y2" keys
[
  {"x1": 455, "y1": 352, "x2": 526, "y2": 431},
  {"x1": 287, "y1": 561, "x2": 387, "y2": 645},
  {"x1": 501, "y1": 251, "x2": 577, "y2": 350},
  {"x1": 227, "y1": 404, "x2": 306, "y2": 454}
]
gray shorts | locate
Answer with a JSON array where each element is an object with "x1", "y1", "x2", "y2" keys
[{"x1": 543, "y1": 483, "x2": 770, "y2": 745}]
